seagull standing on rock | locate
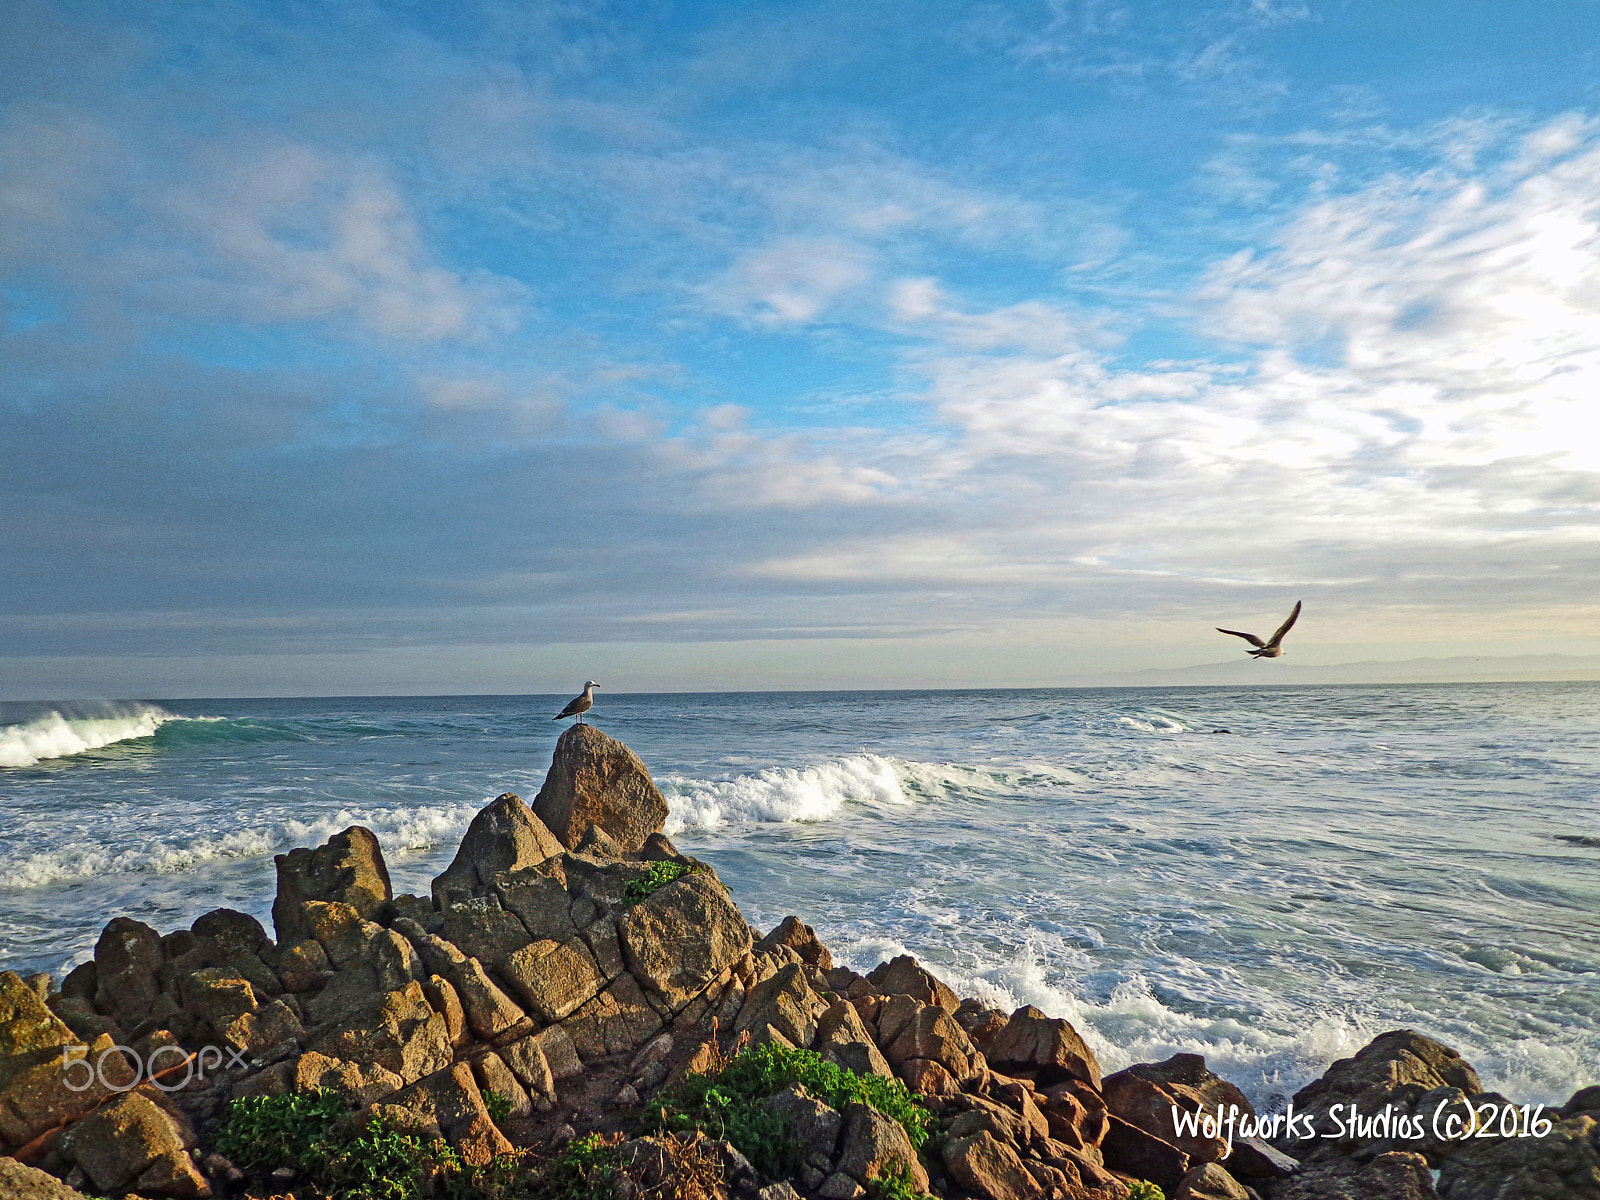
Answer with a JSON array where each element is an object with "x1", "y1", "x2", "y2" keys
[
  {"x1": 1217, "y1": 602, "x2": 1303, "y2": 659},
  {"x1": 554, "y1": 681, "x2": 599, "y2": 723}
]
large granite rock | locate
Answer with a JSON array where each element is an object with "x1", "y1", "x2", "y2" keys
[
  {"x1": 432, "y1": 793, "x2": 563, "y2": 907},
  {"x1": 1436, "y1": 1114, "x2": 1600, "y2": 1200},
  {"x1": 0, "y1": 1154, "x2": 91, "y2": 1200},
  {"x1": 92, "y1": 917, "x2": 165, "y2": 1033},
  {"x1": 58, "y1": 1091, "x2": 209, "y2": 1198},
  {"x1": 533, "y1": 725, "x2": 670, "y2": 854},
  {"x1": 975, "y1": 1005, "x2": 1101, "y2": 1089},
  {"x1": 619, "y1": 871, "x2": 752, "y2": 1013},
  {"x1": 272, "y1": 826, "x2": 392, "y2": 944}
]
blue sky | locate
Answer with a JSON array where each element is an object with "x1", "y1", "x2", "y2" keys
[{"x1": 5, "y1": 0, "x2": 1600, "y2": 696}]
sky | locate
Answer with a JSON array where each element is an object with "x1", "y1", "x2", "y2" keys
[{"x1": 4, "y1": 0, "x2": 1600, "y2": 697}]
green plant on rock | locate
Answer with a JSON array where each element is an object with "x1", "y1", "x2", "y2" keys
[
  {"x1": 624, "y1": 859, "x2": 703, "y2": 901},
  {"x1": 213, "y1": 1087, "x2": 348, "y2": 1175},
  {"x1": 867, "y1": 1162, "x2": 933, "y2": 1200},
  {"x1": 482, "y1": 1088, "x2": 513, "y2": 1130},
  {"x1": 644, "y1": 1042, "x2": 934, "y2": 1181},
  {"x1": 1126, "y1": 1182, "x2": 1165, "y2": 1200}
]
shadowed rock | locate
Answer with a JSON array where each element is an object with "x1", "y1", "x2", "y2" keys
[
  {"x1": 533, "y1": 724, "x2": 670, "y2": 854},
  {"x1": 272, "y1": 826, "x2": 392, "y2": 945},
  {"x1": 432, "y1": 793, "x2": 563, "y2": 908}
]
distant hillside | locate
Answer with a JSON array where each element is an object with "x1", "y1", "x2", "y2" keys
[{"x1": 1068, "y1": 654, "x2": 1600, "y2": 688}]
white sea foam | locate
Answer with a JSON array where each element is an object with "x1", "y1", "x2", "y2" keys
[
  {"x1": 659, "y1": 754, "x2": 922, "y2": 833},
  {"x1": 0, "y1": 802, "x2": 480, "y2": 889},
  {"x1": 0, "y1": 705, "x2": 174, "y2": 768}
]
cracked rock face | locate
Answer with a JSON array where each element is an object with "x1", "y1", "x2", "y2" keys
[{"x1": 533, "y1": 724, "x2": 670, "y2": 854}]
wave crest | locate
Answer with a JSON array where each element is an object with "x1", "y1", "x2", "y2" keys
[
  {"x1": 0, "y1": 704, "x2": 174, "y2": 768},
  {"x1": 661, "y1": 754, "x2": 913, "y2": 833}
]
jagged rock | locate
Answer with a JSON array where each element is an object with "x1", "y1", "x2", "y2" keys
[
  {"x1": 440, "y1": 897, "x2": 535, "y2": 967},
  {"x1": 1436, "y1": 1113, "x2": 1600, "y2": 1199},
  {"x1": 304, "y1": 965, "x2": 382, "y2": 1026},
  {"x1": 0, "y1": 1154, "x2": 91, "y2": 1200},
  {"x1": 218, "y1": 997, "x2": 304, "y2": 1055},
  {"x1": 559, "y1": 973, "x2": 663, "y2": 1060},
  {"x1": 0, "y1": 971, "x2": 77, "y2": 1058},
  {"x1": 422, "y1": 974, "x2": 468, "y2": 1049},
  {"x1": 1100, "y1": 1114, "x2": 1191, "y2": 1194},
  {"x1": 92, "y1": 917, "x2": 164, "y2": 1032},
  {"x1": 1274, "y1": 1149, "x2": 1440, "y2": 1199},
  {"x1": 494, "y1": 864, "x2": 578, "y2": 943},
  {"x1": 943, "y1": 1128, "x2": 1045, "y2": 1200},
  {"x1": 818, "y1": 1173, "x2": 867, "y2": 1200},
  {"x1": 303, "y1": 981, "x2": 452, "y2": 1085},
  {"x1": 293, "y1": 1050, "x2": 405, "y2": 1103},
  {"x1": 432, "y1": 793, "x2": 563, "y2": 908},
  {"x1": 272, "y1": 826, "x2": 392, "y2": 944},
  {"x1": 449, "y1": 958, "x2": 530, "y2": 1042},
  {"x1": 867, "y1": 955, "x2": 959, "y2": 1012},
  {"x1": 58, "y1": 1091, "x2": 208, "y2": 1198},
  {"x1": 497, "y1": 1032, "x2": 556, "y2": 1103},
  {"x1": 768, "y1": 1083, "x2": 843, "y2": 1168},
  {"x1": 1566, "y1": 1087, "x2": 1600, "y2": 1117},
  {"x1": 735, "y1": 962, "x2": 830, "y2": 1048},
  {"x1": 899, "y1": 1057, "x2": 961, "y2": 1096},
  {"x1": 580, "y1": 914, "x2": 626, "y2": 981},
  {"x1": 948, "y1": 1094, "x2": 1034, "y2": 1147},
  {"x1": 274, "y1": 938, "x2": 333, "y2": 993},
  {"x1": 500, "y1": 936, "x2": 607, "y2": 1022},
  {"x1": 882, "y1": 1003, "x2": 983, "y2": 1083},
  {"x1": 383, "y1": 1062, "x2": 513, "y2": 1164},
  {"x1": 987, "y1": 1076, "x2": 1050, "y2": 1140},
  {"x1": 816, "y1": 1000, "x2": 894, "y2": 1079},
  {"x1": 46, "y1": 995, "x2": 122, "y2": 1046},
  {"x1": 298, "y1": 900, "x2": 372, "y2": 969},
  {"x1": 0, "y1": 1033, "x2": 132, "y2": 1150},
  {"x1": 1288, "y1": 1029, "x2": 1480, "y2": 1128},
  {"x1": 757, "y1": 917, "x2": 834, "y2": 971},
  {"x1": 1228, "y1": 1135, "x2": 1299, "y2": 1183},
  {"x1": 620, "y1": 871, "x2": 753, "y2": 1013},
  {"x1": 1101, "y1": 1063, "x2": 1231, "y2": 1164},
  {"x1": 191, "y1": 909, "x2": 269, "y2": 961},
  {"x1": 471, "y1": 1051, "x2": 533, "y2": 1117},
  {"x1": 178, "y1": 968, "x2": 257, "y2": 1041},
  {"x1": 533, "y1": 725, "x2": 670, "y2": 854},
  {"x1": 1174, "y1": 1161, "x2": 1251, "y2": 1200},
  {"x1": 573, "y1": 824, "x2": 626, "y2": 858},
  {"x1": 977, "y1": 1004, "x2": 1102, "y2": 1088}
]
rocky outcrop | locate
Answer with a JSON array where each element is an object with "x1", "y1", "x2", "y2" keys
[
  {"x1": 272, "y1": 826, "x2": 392, "y2": 943},
  {"x1": 431, "y1": 793, "x2": 564, "y2": 907},
  {"x1": 533, "y1": 724, "x2": 671, "y2": 853},
  {"x1": 6, "y1": 727, "x2": 1595, "y2": 1200}
]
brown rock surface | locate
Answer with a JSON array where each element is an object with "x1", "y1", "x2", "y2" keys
[
  {"x1": 432, "y1": 793, "x2": 563, "y2": 907},
  {"x1": 978, "y1": 1005, "x2": 1102, "y2": 1089},
  {"x1": 533, "y1": 724, "x2": 670, "y2": 854},
  {"x1": 836, "y1": 1101, "x2": 930, "y2": 1191},
  {"x1": 944, "y1": 1128, "x2": 1045, "y2": 1200},
  {"x1": 0, "y1": 1154, "x2": 91, "y2": 1200},
  {"x1": 619, "y1": 871, "x2": 753, "y2": 1013},
  {"x1": 867, "y1": 956, "x2": 959, "y2": 1013},
  {"x1": 58, "y1": 1091, "x2": 207, "y2": 1198},
  {"x1": 272, "y1": 826, "x2": 392, "y2": 944}
]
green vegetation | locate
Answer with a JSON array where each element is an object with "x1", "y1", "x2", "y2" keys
[
  {"x1": 212, "y1": 1091, "x2": 618, "y2": 1200},
  {"x1": 867, "y1": 1162, "x2": 934, "y2": 1200},
  {"x1": 623, "y1": 859, "x2": 705, "y2": 901},
  {"x1": 644, "y1": 1042, "x2": 934, "y2": 1180},
  {"x1": 1126, "y1": 1182, "x2": 1165, "y2": 1200},
  {"x1": 481, "y1": 1088, "x2": 513, "y2": 1129}
]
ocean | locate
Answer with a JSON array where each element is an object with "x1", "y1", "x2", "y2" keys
[{"x1": 2, "y1": 685, "x2": 1598, "y2": 1112}]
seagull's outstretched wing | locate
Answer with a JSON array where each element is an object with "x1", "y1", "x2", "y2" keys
[
  {"x1": 1264, "y1": 601, "x2": 1303, "y2": 649},
  {"x1": 1216, "y1": 627, "x2": 1266, "y2": 647}
]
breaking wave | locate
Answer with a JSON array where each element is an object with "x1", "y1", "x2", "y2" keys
[
  {"x1": 0, "y1": 704, "x2": 175, "y2": 768},
  {"x1": 660, "y1": 754, "x2": 922, "y2": 833},
  {"x1": 0, "y1": 802, "x2": 480, "y2": 890}
]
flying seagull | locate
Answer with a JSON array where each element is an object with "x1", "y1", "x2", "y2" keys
[
  {"x1": 1217, "y1": 601, "x2": 1302, "y2": 659},
  {"x1": 554, "y1": 681, "x2": 599, "y2": 723}
]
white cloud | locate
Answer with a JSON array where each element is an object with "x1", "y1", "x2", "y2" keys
[{"x1": 702, "y1": 236, "x2": 875, "y2": 325}]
